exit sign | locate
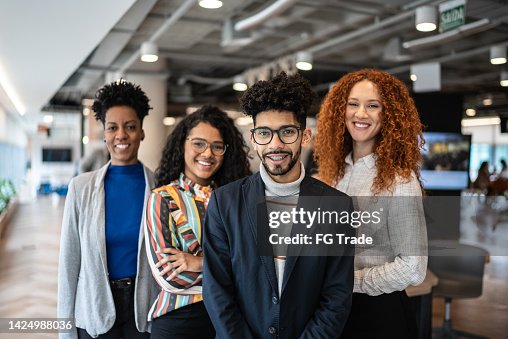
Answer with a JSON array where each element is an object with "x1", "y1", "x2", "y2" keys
[{"x1": 439, "y1": 0, "x2": 466, "y2": 32}]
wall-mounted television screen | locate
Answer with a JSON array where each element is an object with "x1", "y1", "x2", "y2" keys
[
  {"x1": 42, "y1": 147, "x2": 72, "y2": 163},
  {"x1": 420, "y1": 132, "x2": 471, "y2": 190}
]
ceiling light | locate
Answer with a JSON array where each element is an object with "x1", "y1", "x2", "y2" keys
[
  {"x1": 43, "y1": 115, "x2": 54, "y2": 123},
  {"x1": 233, "y1": 75, "x2": 248, "y2": 91},
  {"x1": 415, "y1": 6, "x2": 437, "y2": 32},
  {"x1": 198, "y1": 0, "x2": 223, "y2": 9},
  {"x1": 501, "y1": 71, "x2": 508, "y2": 87},
  {"x1": 163, "y1": 117, "x2": 177, "y2": 126},
  {"x1": 140, "y1": 41, "x2": 158, "y2": 63},
  {"x1": 233, "y1": 83, "x2": 248, "y2": 91},
  {"x1": 483, "y1": 98, "x2": 493, "y2": 106},
  {"x1": 0, "y1": 61, "x2": 26, "y2": 115},
  {"x1": 295, "y1": 51, "x2": 313, "y2": 71},
  {"x1": 465, "y1": 109, "x2": 476, "y2": 117},
  {"x1": 461, "y1": 117, "x2": 500, "y2": 127},
  {"x1": 410, "y1": 74, "x2": 417, "y2": 81},
  {"x1": 490, "y1": 45, "x2": 507, "y2": 65}
]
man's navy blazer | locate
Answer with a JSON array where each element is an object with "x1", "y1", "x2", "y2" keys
[{"x1": 203, "y1": 172, "x2": 355, "y2": 339}]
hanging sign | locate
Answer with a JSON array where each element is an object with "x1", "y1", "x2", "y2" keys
[{"x1": 439, "y1": 0, "x2": 466, "y2": 32}]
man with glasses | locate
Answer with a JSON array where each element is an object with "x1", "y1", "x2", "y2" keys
[{"x1": 203, "y1": 72, "x2": 355, "y2": 338}]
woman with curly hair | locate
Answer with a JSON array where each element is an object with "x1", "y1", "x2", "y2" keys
[
  {"x1": 58, "y1": 81, "x2": 158, "y2": 339},
  {"x1": 314, "y1": 69, "x2": 427, "y2": 339},
  {"x1": 144, "y1": 105, "x2": 251, "y2": 339}
]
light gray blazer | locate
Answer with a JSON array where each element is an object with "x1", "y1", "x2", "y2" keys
[{"x1": 57, "y1": 162, "x2": 159, "y2": 339}]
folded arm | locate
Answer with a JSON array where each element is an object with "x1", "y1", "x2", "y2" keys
[
  {"x1": 354, "y1": 179, "x2": 428, "y2": 295},
  {"x1": 144, "y1": 192, "x2": 202, "y2": 293}
]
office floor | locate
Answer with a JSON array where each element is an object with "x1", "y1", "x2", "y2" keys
[
  {"x1": 0, "y1": 196, "x2": 507, "y2": 339},
  {"x1": 431, "y1": 255, "x2": 508, "y2": 339},
  {"x1": 429, "y1": 194, "x2": 508, "y2": 339},
  {"x1": 0, "y1": 195, "x2": 61, "y2": 339}
]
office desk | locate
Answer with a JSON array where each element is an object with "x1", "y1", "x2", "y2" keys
[{"x1": 406, "y1": 270, "x2": 438, "y2": 339}]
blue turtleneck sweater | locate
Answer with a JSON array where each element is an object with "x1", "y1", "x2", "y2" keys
[{"x1": 104, "y1": 163, "x2": 145, "y2": 279}]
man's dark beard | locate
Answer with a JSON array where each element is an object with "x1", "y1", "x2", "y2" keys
[{"x1": 259, "y1": 149, "x2": 301, "y2": 176}]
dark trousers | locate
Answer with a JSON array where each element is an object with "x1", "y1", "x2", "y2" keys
[
  {"x1": 77, "y1": 278, "x2": 149, "y2": 339},
  {"x1": 340, "y1": 291, "x2": 418, "y2": 339},
  {"x1": 150, "y1": 301, "x2": 215, "y2": 339}
]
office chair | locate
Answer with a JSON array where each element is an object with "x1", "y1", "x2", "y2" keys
[{"x1": 429, "y1": 242, "x2": 489, "y2": 339}]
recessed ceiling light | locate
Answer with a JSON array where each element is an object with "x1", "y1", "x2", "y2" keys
[
  {"x1": 466, "y1": 109, "x2": 476, "y2": 117},
  {"x1": 233, "y1": 82, "x2": 248, "y2": 91},
  {"x1": 199, "y1": 0, "x2": 223, "y2": 9}
]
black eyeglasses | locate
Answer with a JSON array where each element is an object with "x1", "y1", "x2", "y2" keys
[
  {"x1": 186, "y1": 138, "x2": 227, "y2": 156},
  {"x1": 250, "y1": 125, "x2": 302, "y2": 145}
]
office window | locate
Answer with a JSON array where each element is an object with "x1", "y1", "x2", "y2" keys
[{"x1": 470, "y1": 144, "x2": 493, "y2": 181}]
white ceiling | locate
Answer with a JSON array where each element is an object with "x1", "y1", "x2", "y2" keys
[
  {"x1": 0, "y1": 0, "x2": 136, "y2": 128},
  {"x1": 1, "y1": 0, "x2": 508, "y2": 131}
]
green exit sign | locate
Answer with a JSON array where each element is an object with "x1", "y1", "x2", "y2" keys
[{"x1": 439, "y1": 0, "x2": 466, "y2": 32}]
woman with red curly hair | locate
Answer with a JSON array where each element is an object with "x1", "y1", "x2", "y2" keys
[{"x1": 314, "y1": 69, "x2": 427, "y2": 339}]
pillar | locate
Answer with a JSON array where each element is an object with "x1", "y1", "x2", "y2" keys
[{"x1": 127, "y1": 73, "x2": 168, "y2": 172}]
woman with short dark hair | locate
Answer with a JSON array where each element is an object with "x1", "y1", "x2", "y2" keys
[{"x1": 58, "y1": 81, "x2": 158, "y2": 339}]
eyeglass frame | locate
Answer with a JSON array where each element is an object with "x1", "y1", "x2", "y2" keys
[
  {"x1": 250, "y1": 125, "x2": 303, "y2": 145},
  {"x1": 185, "y1": 137, "x2": 228, "y2": 156}
]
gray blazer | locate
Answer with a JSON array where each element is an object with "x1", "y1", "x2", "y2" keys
[{"x1": 57, "y1": 162, "x2": 159, "y2": 339}]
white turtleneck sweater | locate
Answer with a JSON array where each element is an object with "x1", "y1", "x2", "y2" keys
[{"x1": 259, "y1": 162, "x2": 305, "y2": 295}]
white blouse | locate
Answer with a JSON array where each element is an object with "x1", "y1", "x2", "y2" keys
[{"x1": 336, "y1": 153, "x2": 428, "y2": 296}]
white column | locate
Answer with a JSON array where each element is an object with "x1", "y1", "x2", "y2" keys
[{"x1": 127, "y1": 74, "x2": 168, "y2": 172}]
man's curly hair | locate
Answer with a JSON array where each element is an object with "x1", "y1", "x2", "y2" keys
[
  {"x1": 92, "y1": 81, "x2": 151, "y2": 126},
  {"x1": 154, "y1": 105, "x2": 252, "y2": 188},
  {"x1": 314, "y1": 68, "x2": 425, "y2": 195},
  {"x1": 239, "y1": 72, "x2": 315, "y2": 128}
]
